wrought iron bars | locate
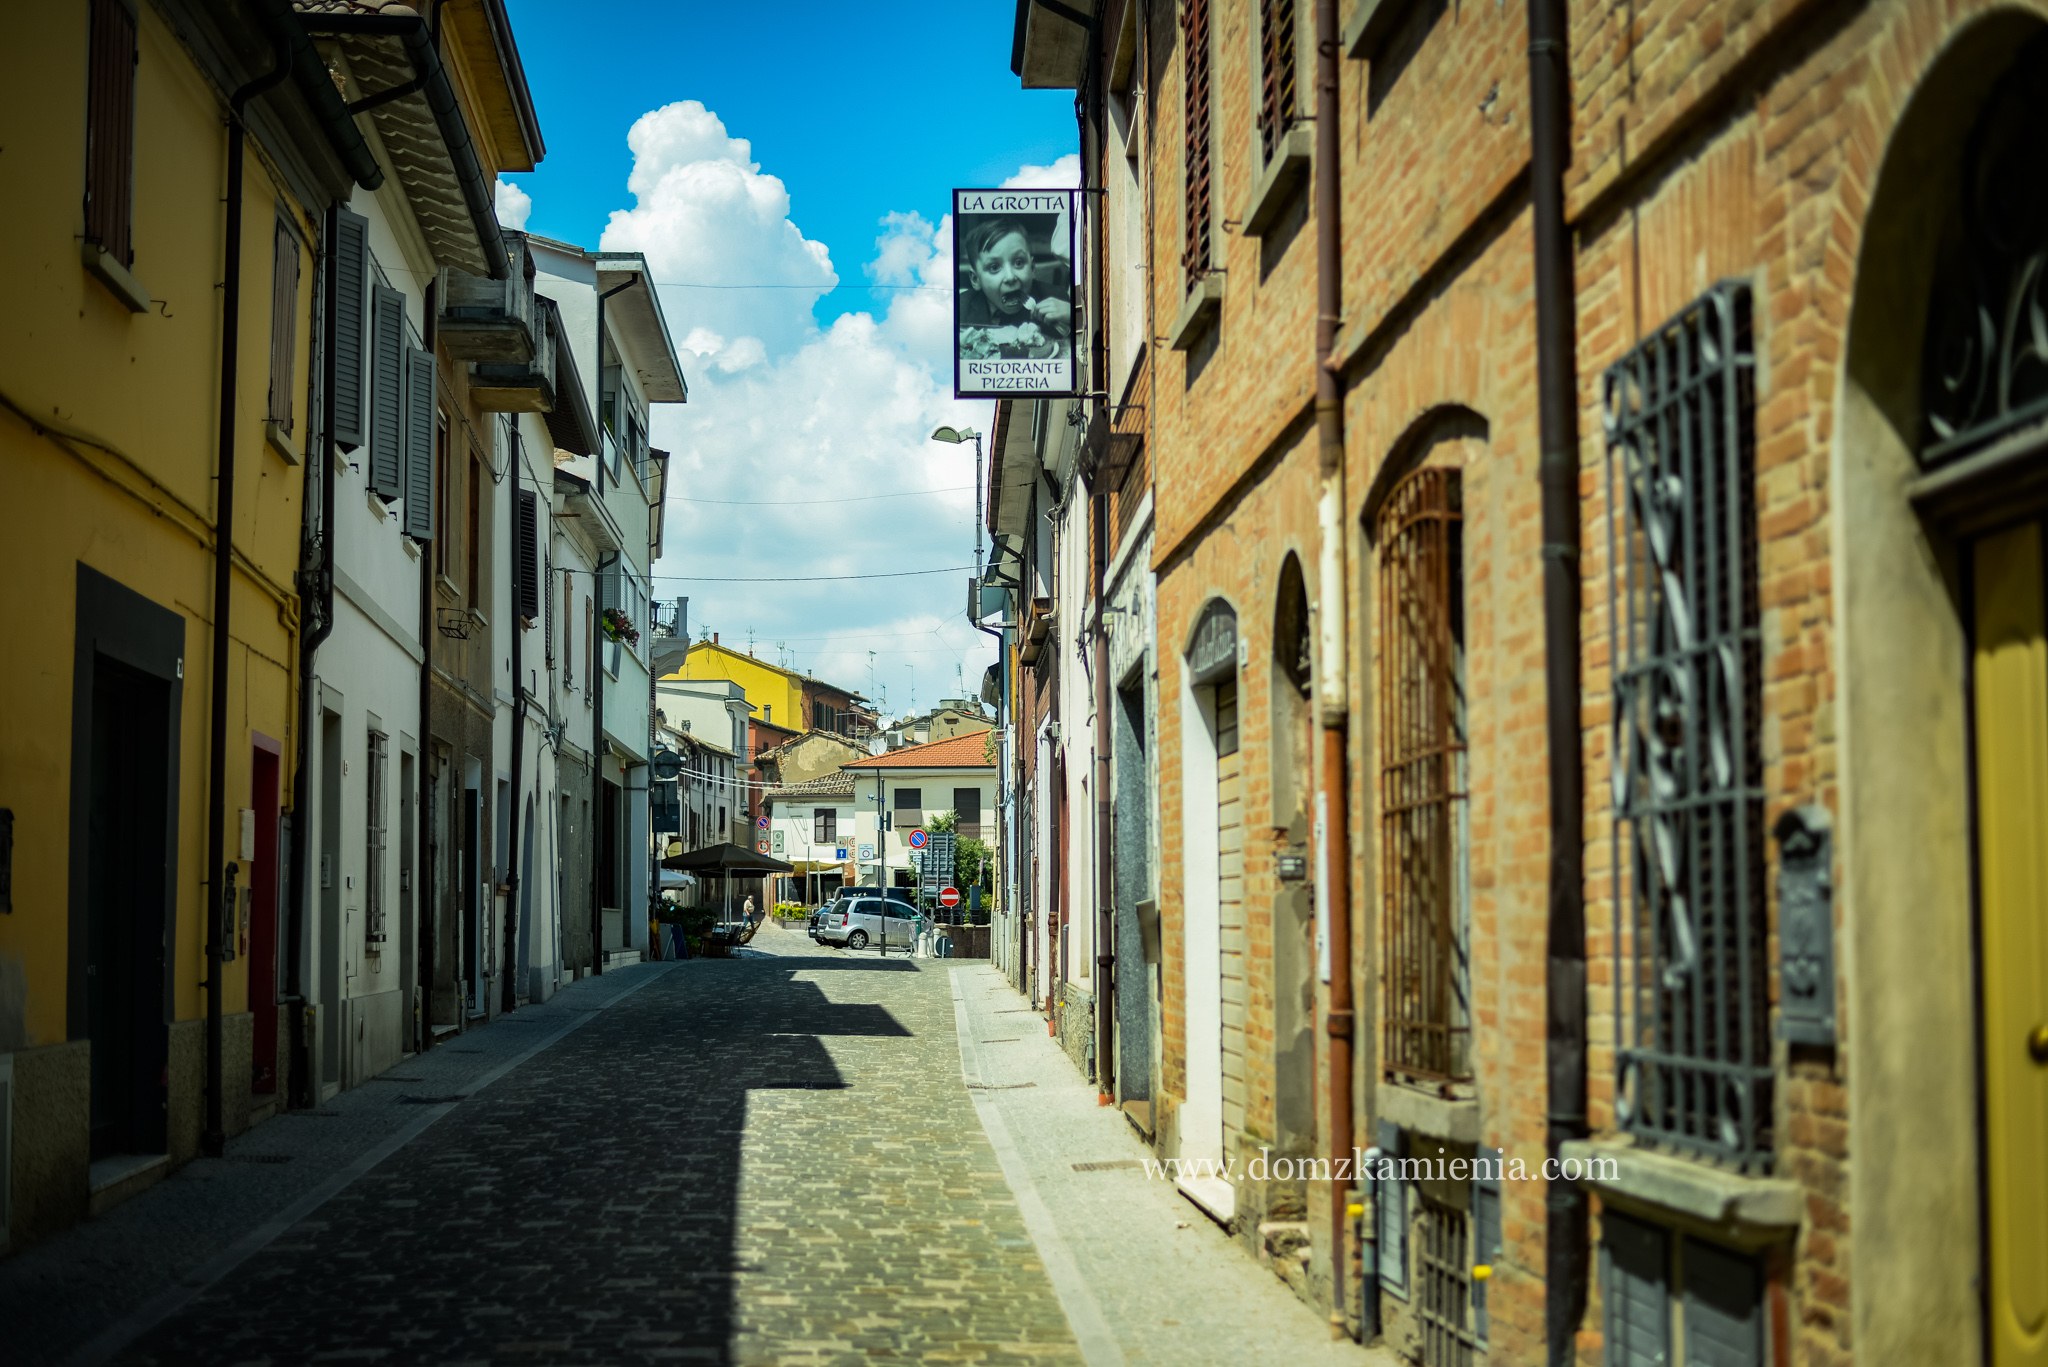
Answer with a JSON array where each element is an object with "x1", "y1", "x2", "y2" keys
[
  {"x1": 1377, "y1": 467, "x2": 1471, "y2": 1085},
  {"x1": 1415, "y1": 1197, "x2": 1477, "y2": 1367},
  {"x1": 1603, "y1": 279, "x2": 1772, "y2": 1171},
  {"x1": 1257, "y1": 0, "x2": 1299, "y2": 163},
  {"x1": 1180, "y1": 0, "x2": 1214, "y2": 280}
]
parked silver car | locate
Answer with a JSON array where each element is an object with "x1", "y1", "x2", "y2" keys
[{"x1": 815, "y1": 896, "x2": 919, "y2": 951}]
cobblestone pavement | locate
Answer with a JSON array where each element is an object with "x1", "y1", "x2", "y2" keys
[
  {"x1": 8, "y1": 922, "x2": 1388, "y2": 1366},
  {"x1": 113, "y1": 930, "x2": 1081, "y2": 1367}
]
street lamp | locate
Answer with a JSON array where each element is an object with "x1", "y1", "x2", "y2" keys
[{"x1": 930, "y1": 426, "x2": 991, "y2": 644}]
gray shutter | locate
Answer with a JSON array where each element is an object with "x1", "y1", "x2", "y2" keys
[
  {"x1": 1375, "y1": 1120, "x2": 1407, "y2": 1298},
  {"x1": 600, "y1": 563, "x2": 620, "y2": 613},
  {"x1": 332, "y1": 209, "x2": 369, "y2": 450},
  {"x1": 369, "y1": 284, "x2": 405, "y2": 497},
  {"x1": 1602, "y1": 1211, "x2": 1670, "y2": 1367},
  {"x1": 516, "y1": 490, "x2": 541, "y2": 622},
  {"x1": 402, "y1": 346, "x2": 436, "y2": 540},
  {"x1": 267, "y1": 219, "x2": 300, "y2": 430},
  {"x1": 1472, "y1": 1165, "x2": 1502, "y2": 1343},
  {"x1": 1682, "y1": 1237, "x2": 1763, "y2": 1367}
]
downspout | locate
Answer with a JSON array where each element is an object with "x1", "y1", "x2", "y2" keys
[
  {"x1": 1081, "y1": 13, "x2": 1115, "y2": 1104},
  {"x1": 592, "y1": 550, "x2": 618, "y2": 974},
  {"x1": 294, "y1": 9, "x2": 508, "y2": 279},
  {"x1": 1528, "y1": 0, "x2": 1590, "y2": 1354},
  {"x1": 204, "y1": 35, "x2": 294, "y2": 1159},
  {"x1": 285, "y1": 203, "x2": 343, "y2": 1108},
  {"x1": 417, "y1": 278, "x2": 439, "y2": 1051},
  {"x1": 502, "y1": 420, "x2": 525, "y2": 1012},
  {"x1": 1310, "y1": 0, "x2": 1356, "y2": 1333}
]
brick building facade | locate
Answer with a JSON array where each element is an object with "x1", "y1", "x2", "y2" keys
[{"x1": 1000, "y1": 0, "x2": 2048, "y2": 1362}]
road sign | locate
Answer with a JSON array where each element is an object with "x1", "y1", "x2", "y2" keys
[
  {"x1": 651, "y1": 749, "x2": 682, "y2": 780},
  {"x1": 772, "y1": 831, "x2": 784, "y2": 853},
  {"x1": 940, "y1": 886, "x2": 961, "y2": 909},
  {"x1": 756, "y1": 839, "x2": 769, "y2": 854},
  {"x1": 908, "y1": 828, "x2": 928, "y2": 850},
  {"x1": 835, "y1": 847, "x2": 848, "y2": 861},
  {"x1": 757, "y1": 815, "x2": 769, "y2": 830},
  {"x1": 857, "y1": 843, "x2": 875, "y2": 861}
]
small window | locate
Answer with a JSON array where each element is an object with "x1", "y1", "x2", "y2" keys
[
  {"x1": 83, "y1": 0, "x2": 137, "y2": 268},
  {"x1": 365, "y1": 729, "x2": 388, "y2": 948},
  {"x1": 893, "y1": 787, "x2": 922, "y2": 811},
  {"x1": 267, "y1": 218, "x2": 301, "y2": 434},
  {"x1": 814, "y1": 808, "x2": 838, "y2": 843},
  {"x1": 1254, "y1": 0, "x2": 1300, "y2": 165},
  {"x1": 1180, "y1": 0, "x2": 1214, "y2": 282},
  {"x1": 466, "y1": 450, "x2": 484, "y2": 601},
  {"x1": 1601, "y1": 1212, "x2": 1765, "y2": 1367}
]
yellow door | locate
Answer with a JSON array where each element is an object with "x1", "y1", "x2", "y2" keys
[{"x1": 1973, "y1": 521, "x2": 2048, "y2": 1367}]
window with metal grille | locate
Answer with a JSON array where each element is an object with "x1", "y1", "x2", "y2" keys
[
  {"x1": 1180, "y1": 0, "x2": 1213, "y2": 281},
  {"x1": 815, "y1": 808, "x2": 837, "y2": 843},
  {"x1": 84, "y1": 0, "x2": 136, "y2": 267},
  {"x1": 1376, "y1": 466, "x2": 1470, "y2": 1085},
  {"x1": 1415, "y1": 1197, "x2": 1476, "y2": 1367},
  {"x1": 1603, "y1": 280, "x2": 1770, "y2": 1170},
  {"x1": 267, "y1": 219, "x2": 300, "y2": 433},
  {"x1": 1256, "y1": 0, "x2": 1299, "y2": 163},
  {"x1": 366, "y1": 729, "x2": 388, "y2": 947}
]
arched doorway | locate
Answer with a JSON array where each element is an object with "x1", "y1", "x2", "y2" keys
[
  {"x1": 1179, "y1": 596, "x2": 1240, "y2": 1216},
  {"x1": 1841, "y1": 18, "x2": 2048, "y2": 1364}
]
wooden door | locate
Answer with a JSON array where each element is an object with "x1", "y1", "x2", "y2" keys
[{"x1": 1972, "y1": 521, "x2": 2048, "y2": 1367}]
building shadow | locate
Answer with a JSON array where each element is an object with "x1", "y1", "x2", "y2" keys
[{"x1": 117, "y1": 962, "x2": 912, "y2": 1365}]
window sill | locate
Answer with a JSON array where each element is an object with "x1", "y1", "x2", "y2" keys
[
  {"x1": 1167, "y1": 275, "x2": 1224, "y2": 352},
  {"x1": 1375, "y1": 1081, "x2": 1480, "y2": 1144},
  {"x1": 265, "y1": 418, "x2": 302, "y2": 466},
  {"x1": 367, "y1": 489, "x2": 392, "y2": 520},
  {"x1": 436, "y1": 574, "x2": 461, "y2": 603},
  {"x1": 81, "y1": 241, "x2": 151, "y2": 314},
  {"x1": 1243, "y1": 125, "x2": 1312, "y2": 237},
  {"x1": 1560, "y1": 1136, "x2": 1803, "y2": 1245}
]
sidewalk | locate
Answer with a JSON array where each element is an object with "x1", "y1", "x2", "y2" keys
[
  {"x1": 0, "y1": 963, "x2": 669, "y2": 1367},
  {"x1": 947, "y1": 961, "x2": 1395, "y2": 1367}
]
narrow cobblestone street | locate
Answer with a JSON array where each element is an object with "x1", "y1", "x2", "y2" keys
[{"x1": 1, "y1": 925, "x2": 1378, "y2": 1366}]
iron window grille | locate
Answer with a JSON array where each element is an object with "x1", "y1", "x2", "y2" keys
[
  {"x1": 1257, "y1": 0, "x2": 1300, "y2": 163},
  {"x1": 1180, "y1": 0, "x2": 1214, "y2": 282},
  {"x1": 1377, "y1": 466, "x2": 1472, "y2": 1085},
  {"x1": 1415, "y1": 1197, "x2": 1477, "y2": 1367},
  {"x1": 1603, "y1": 280, "x2": 1772, "y2": 1171},
  {"x1": 366, "y1": 730, "x2": 388, "y2": 947}
]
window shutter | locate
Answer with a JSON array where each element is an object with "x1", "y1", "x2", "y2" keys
[
  {"x1": 401, "y1": 346, "x2": 436, "y2": 539},
  {"x1": 1375, "y1": 1120, "x2": 1408, "y2": 1298},
  {"x1": 332, "y1": 209, "x2": 370, "y2": 450},
  {"x1": 1601, "y1": 1212, "x2": 1670, "y2": 1367},
  {"x1": 516, "y1": 490, "x2": 541, "y2": 622},
  {"x1": 268, "y1": 220, "x2": 300, "y2": 431},
  {"x1": 1180, "y1": 0, "x2": 1212, "y2": 279},
  {"x1": 84, "y1": 0, "x2": 137, "y2": 266},
  {"x1": 1471, "y1": 1166, "x2": 1502, "y2": 1343},
  {"x1": 1681, "y1": 1237, "x2": 1763, "y2": 1367},
  {"x1": 369, "y1": 284, "x2": 406, "y2": 498},
  {"x1": 601, "y1": 563, "x2": 620, "y2": 613}
]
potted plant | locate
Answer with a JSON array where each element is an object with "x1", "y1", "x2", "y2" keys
[{"x1": 600, "y1": 607, "x2": 639, "y2": 646}]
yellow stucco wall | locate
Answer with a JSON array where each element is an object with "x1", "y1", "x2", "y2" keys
[
  {"x1": 0, "y1": 5, "x2": 309, "y2": 1049},
  {"x1": 666, "y1": 643, "x2": 806, "y2": 728}
]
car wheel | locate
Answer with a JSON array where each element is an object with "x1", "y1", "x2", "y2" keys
[{"x1": 847, "y1": 929, "x2": 868, "y2": 950}]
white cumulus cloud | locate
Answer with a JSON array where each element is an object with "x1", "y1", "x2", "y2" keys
[
  {"x1": 593, "y1": 102, "x2": 1031, "y2": 721},
  {"x1": 1000, "y1": 154, "x2": 1081, "y2": 189},
  {"x1": 494, "y1": 177, "x2": 532, "y2": 230}
]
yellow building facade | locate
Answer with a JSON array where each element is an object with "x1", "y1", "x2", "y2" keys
[
  {"x1": 666, "y1": 640, "x2": 810, "y2": 729},
  {"x1": 0, "y1": 0, "x2": 375, "y2": 1250}
]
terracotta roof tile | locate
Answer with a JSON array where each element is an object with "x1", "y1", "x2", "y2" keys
[{"x1": 841, "y1": 732, "x2": 994, "y2": 771}]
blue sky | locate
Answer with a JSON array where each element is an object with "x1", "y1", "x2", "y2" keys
[
  {"x1": 496, "y1": 1, "x2": 1078, "y2": 719},
  {"x1": 504, "y1": 1, "x2": 1076, "y2": 327}
]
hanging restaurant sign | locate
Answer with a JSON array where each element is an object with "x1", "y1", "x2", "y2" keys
[{"x1": 952, "y1": 188, "x2": 1077, "y2": 398}]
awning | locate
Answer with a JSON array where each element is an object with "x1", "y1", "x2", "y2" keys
[{"x1": 660, "y1": 841, "x2": 795, "y2": 875}]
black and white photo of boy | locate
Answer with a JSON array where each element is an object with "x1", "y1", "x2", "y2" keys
[{"x1": 953, "y1": 188, "x2": 1076, "y2": 396}]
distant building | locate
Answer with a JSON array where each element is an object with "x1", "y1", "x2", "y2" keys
[{"x1": 664, "y1": 636, "x2": 873, "y2": 739}]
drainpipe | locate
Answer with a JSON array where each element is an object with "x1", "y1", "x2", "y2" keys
[
  {"x1": 1310, "y1": 0, "x2": 1356, "y2": 1333},
  {"x1": 1092, "y1": 488, "x2": 1113, "y2": 1099},
  {"x1": 284, "y1": 203, "x2": 343, "y2": 1109},
  {"x1": 592, "y1": 550, "x2": 617, "y2": 974},
  {"x1": 203, "y1": 36, "x2": 295, "y2": 1159},
  {"x1": 502, "y1": 420, "x2": 525, "y2": 1013},
  {"x1": 417, "y1": 279, "x2": 439, "y2": 1052},
  {"x1": 1528, "y1": 0, "x2": 1590, "y2": 1354}
]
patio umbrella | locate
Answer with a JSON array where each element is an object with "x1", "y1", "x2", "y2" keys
[{"x1": 660, "y1": 843, "x2": 796, "y2": 937}]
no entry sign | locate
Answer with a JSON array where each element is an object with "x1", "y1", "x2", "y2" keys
[{"x1": 939, "y1": 886, "x2": 961, "y2": 909}]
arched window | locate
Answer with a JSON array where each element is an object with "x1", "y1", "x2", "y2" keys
[{"x1": 1375, "y1": 466, "x2": 1469, "y2": 1084}]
